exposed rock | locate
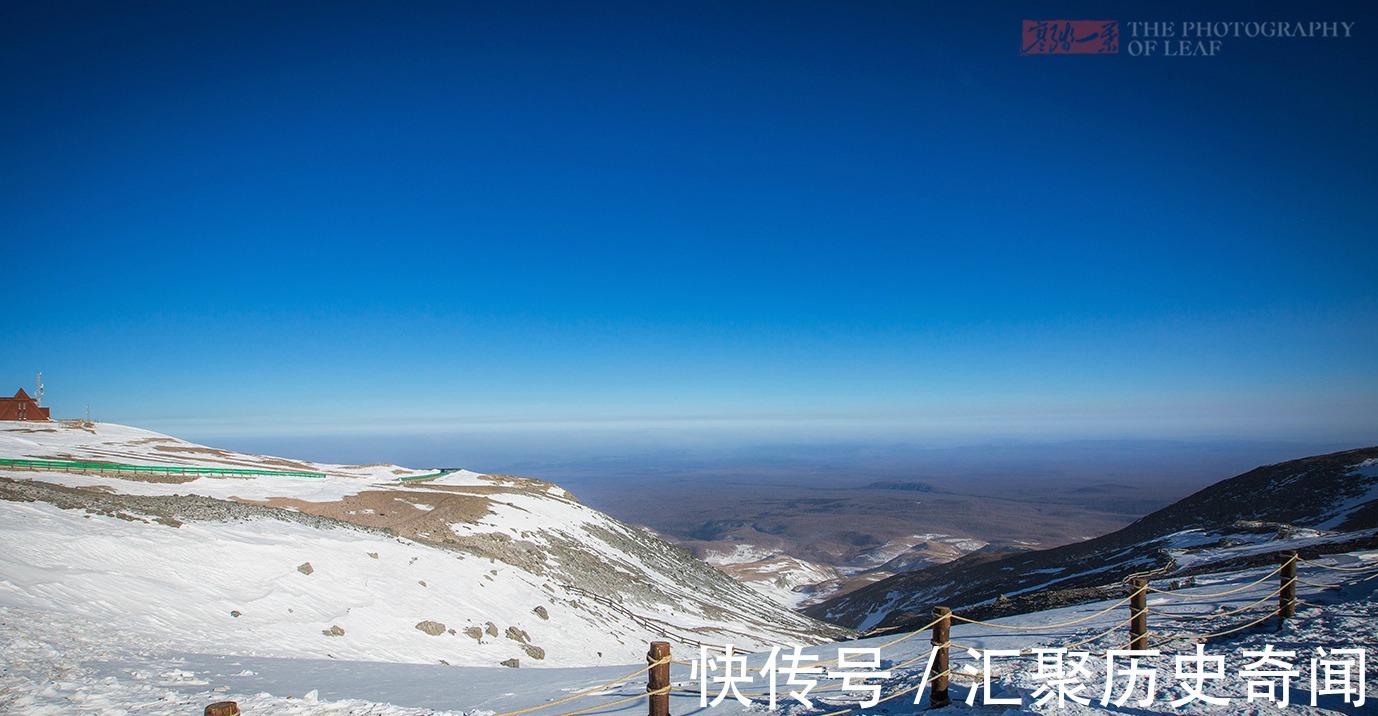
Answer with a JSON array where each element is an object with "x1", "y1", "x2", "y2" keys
[
  {"x1": 229, "y1": 610, "x2": 241, "y2": 618},
  {"x1": 205, "y1": 701, "x2": 240, "y2": 716},
  {"x1": 522, "y1": 644, "x2": 546, "y2": 660},
  {"x1": 322, "y1": 625, "x2": 345, "y2": 637},
  {"x1": 464, "y1": 626, "x2": 484, "y2": 641},
  {"x1": 532, "y1": 605, "x2": 549, "y2": 620},
  {"x1": 415, "y1": 620, "x2": 446, "y2": 636},
  {"x1": 505, "y1": 626, "x2": 530, "y2": 644},
  {"x1": 484, "y1": 621, "x2": 498, "y2": 637},
  {"x1": 500, "y1": 658, "x2": 520, "y2": 668},
  {"x1": 297, "y1": 562, "x2": 314, "y2": 576}
]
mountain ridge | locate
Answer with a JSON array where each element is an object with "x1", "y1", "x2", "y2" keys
[
  {"x1": 805, "y1": 445, "x2": 1378, "y2": 631},
  {"x1": 0, "y1": 421, "x2": 849, "y2": 667}
]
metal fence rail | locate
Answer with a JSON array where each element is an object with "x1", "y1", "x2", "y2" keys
[{"x1": 0, "y1": 457, "x2": 326, "y2": 479}]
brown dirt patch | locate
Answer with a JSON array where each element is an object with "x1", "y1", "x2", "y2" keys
[
  {"x1": 422, "y1": 482, "x2": 572, "y2": 501},
  {"x1": 153, "y1": 445, "x2": 234, "y2": 456},
  {"x1": 153, "y1": 445, "x2": 320, "y2": 472},
  {"x1": 246, "y1": 489, "x2": 494, "y2": 543},
  {"x1": 480, "y1": 474, "x2": 568, "y2": 495}
]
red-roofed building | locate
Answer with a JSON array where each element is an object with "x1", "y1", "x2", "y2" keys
[{"x1": 0, "y1": 388, "x2": 50, "y2": 421}]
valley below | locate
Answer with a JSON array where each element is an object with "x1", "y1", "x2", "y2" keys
[{"x1": 538, "y1": 441, "x2": 1336, "y2": 606}]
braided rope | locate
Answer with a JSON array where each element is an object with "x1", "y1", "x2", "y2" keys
[
  {"x1": 813, "y1": 667, "x2": 956, "y2": 716},
  {"x1": 1296, "y1": 577, "x2": 1348, "y2": 589},
  {"x1": 802, "y1": 613, "x2": 945, "y2": 671},
  {"x1": 874, "y1": 613, "x2": 946, "y2": 648},
  {"x1": 950, "y1": 610, "x2": 1136, "y2": 658},
  {"x1": 1058, "y1": 614, "x2": 1139, "y2": 652},
  {"x1": 552, "y1": 686, "x2": 669, "y2": 716},
  {"x1": 1197, "y1": 607, "x2": 1282, "y2": 640},
  {"x1": 952, "y1": 595, "x2": 1132, "y2": 631},
  {"x1": 893, "y1": 644, "x2": 939, "y2": 670},
  {"x1": 1147, "y1": 580, "x2": 1288, "y2": 621},
  {"x1": 672, "y1": 613, "x2": 946, "y2": 674},
  {"x1": 1147, "y1": 564, "x2": 1283, "y2": 600},
  {"x1": 1298, "y1": 557, "x2": 1378, "y2": 573},
  {"x1": 491, "y1": 656, "x2": 669, "y2": 716}
]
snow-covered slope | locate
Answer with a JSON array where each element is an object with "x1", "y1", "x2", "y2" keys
[
  {"x1": 698, "y1": 532, "x2": 993, "y2": 610},
  {"x1": 0, "y1": 422, "x2": 849, "y2": 670},
  {"x1": 4, "y1": 542, "x2": 1374, "y2": 715},
  {"x1": 4, "y1": 425, "x2": 1375, "y2": 715},
  {"x1": 700, "y1": 543, "x2": 842, "y2": 608}
]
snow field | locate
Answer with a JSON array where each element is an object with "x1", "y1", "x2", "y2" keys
[
  {"x1": 6, "y1": 552, "x2": 1371, "y2": 715},
  {"x1": 0, "y1": 498, "x2": 658, "y2": 668}
]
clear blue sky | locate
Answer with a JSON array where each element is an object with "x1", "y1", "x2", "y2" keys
[{"x1": 4, "y1": 1, "x2": 1376, "y2": 461}]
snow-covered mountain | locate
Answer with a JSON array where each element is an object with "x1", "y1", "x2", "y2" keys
[
  {"x1": 0, "y1": 422, "x2": 849, "y2": 670},
  {"x1": 5, "y1": 539, "x2": 1374, "y2": 714},
  {"x1": 805, "y1": 446, "x2": 1378, "y2": 632},
  {"x1": 4, "y1": 426, "x2": 1376, "y2": 715}
]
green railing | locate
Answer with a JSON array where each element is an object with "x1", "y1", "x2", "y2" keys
[
  {"x1": 397, "y1": 469, "x2": 458, "y2": 482},
  {"x1": 0, "y1": 457, "x2": 326, "y2": 479}
]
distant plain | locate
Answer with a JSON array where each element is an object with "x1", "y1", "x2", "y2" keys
[
  {"x1": 226, "y1": 434, "x2": 1359, "y2": 599},
  {"x1": 515, "y1": 440, "x2": 1358, "y2": 594}
]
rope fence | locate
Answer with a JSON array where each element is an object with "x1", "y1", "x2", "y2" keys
[
  {"x1": 490, "y1": 656, "x2": 669, "y2": 716},
  {"x1": 542, "y1": 551, "x2": 1371, "y2": 716},
  {"x1": 952, "y1": 594, "x2": 1133, "y2": 632},
  {"x1": 1147, "y1": 580, "x2": 1289, "y2": 621},
  {"x1": 1300, "y1": 558, "x2": 1378, "y2": 572},
  {"x1": 1145, "y1": 562, "x2": 1283, "y2": 598},
  {"x1": 199, "y1": 549, "x2": 1376, "y2": 716}
]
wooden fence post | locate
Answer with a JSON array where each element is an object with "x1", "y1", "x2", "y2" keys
[
  {"x1": 1129, "y1": 578, "x2": 1148, "y2": 651},
  {"x1": 930, "y1": 606, "x2": 952, "y2": 708},
  {"x1": 648, "y1": 640, "x2": 670, "y2": 716},
  {"x1": 1279, "y1": 551, "x2": 1297, "y2": 623},
  {"x1": 205, "y1": 702, "x2": 240, "y2": 716}
]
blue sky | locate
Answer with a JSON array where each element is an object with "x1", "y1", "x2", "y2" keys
[{"x1": 4, "y1": 1, "x2": 1376, "y2": 462}]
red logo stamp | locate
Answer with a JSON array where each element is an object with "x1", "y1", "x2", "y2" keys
[{"x1": 1022, "y1": 20, "x2": 1120, "y2": 55}]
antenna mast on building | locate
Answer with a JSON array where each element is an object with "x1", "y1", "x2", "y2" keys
[{"x1": 35, "y1": 372, "x2": 43, "y2": 407}]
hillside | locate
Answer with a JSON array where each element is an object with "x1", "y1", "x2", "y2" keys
[
  {"x1": 805, "y1": 446, "x2": 1378, "y2": 631},
  {"x1": 0, "y1": 422, "x2": 849, "y2": 668},
  {"x1": 5, "y1": 541, "x2": 1374, "y2": 713}
]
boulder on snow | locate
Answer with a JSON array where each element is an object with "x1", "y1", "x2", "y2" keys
[{"x1": 415, "y1": 620, "x2": 447, "y2": 636}]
